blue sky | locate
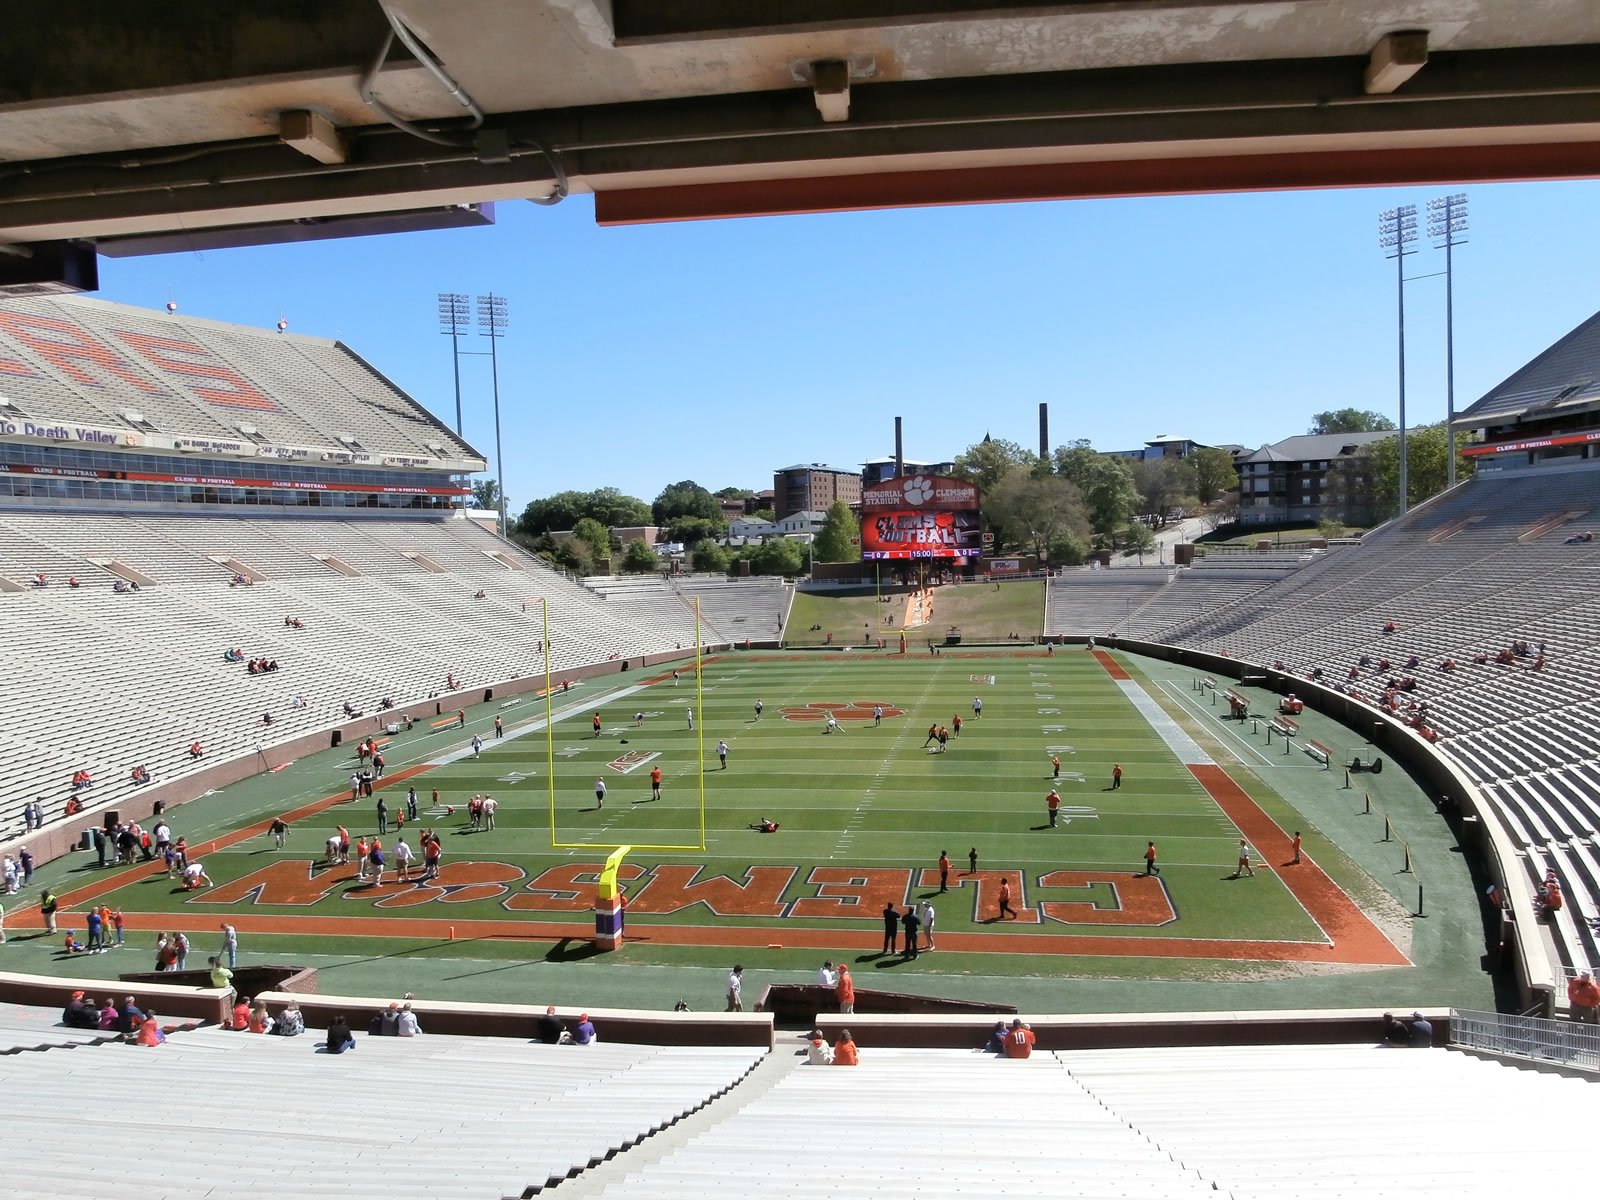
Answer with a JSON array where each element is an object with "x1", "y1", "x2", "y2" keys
[{"x1": 95, "y1": 180, "x2": 1600, "y2": 512}]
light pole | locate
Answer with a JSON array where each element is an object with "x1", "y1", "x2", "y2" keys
[
  {"x1": 436, "y1": 292, "x2": 470, "y2": 435},
  {"x1": 1428, "y1": 194, "x2": 1469, "y2": 489},
  {"x1": 476, "y1": 293, "x2": 509, "y2": 538},
  {"x1": 1379, "y1": 205, "x2": 1418, "y2": 516}
]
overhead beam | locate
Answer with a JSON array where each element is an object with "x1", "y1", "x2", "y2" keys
[
  {"x1": 1365, "y1": 30, "x2": 1430, "y2": 95},
  {"x1": 594, "y1": 140, "x2": 1600, "y2": 224}
]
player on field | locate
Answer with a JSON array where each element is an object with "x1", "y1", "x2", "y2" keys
[
  {"x1": 754, "y1": 699, "x2": 763, "y2": 719},
  {"x1": 650, "y1": 766, "x2": 662, "y2": 801},
  {"x1": 717, "y1": 740, "x2": 729, "y2": 769},
  {"x1": 594, "y1": 778, "x2": 607, "y2": 809}
]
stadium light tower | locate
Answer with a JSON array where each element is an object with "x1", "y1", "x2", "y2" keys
[
  {"x1": 436, "y1": 292, "x2": 470, "y2": 436},
  {"x1": 476, "y1": 293, "x2": 509, "y2": 538},
  {"x1": 1379, "y1": 205, "x2": 1418, "y2": 516},
  {"x1": 1428, "y1": 194, "x2": 1469, "y2": 489}
]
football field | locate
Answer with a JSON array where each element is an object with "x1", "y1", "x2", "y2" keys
[{"x1": 32, "y1": 645, "x2": 1447, "y2": 1008}]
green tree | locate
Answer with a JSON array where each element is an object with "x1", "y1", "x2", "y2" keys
[
  {"x1": 620, "y1": 538, "x2": 660, "y2": 573},
  {"x1": 470, "y1": 477, "x2": 503, "y2": 513},
  {"x1": 748, "y1": 508, "x2": 775, "y2": 523},
  {"x1": 653, "y1": 480, "x2": 724, "y2": 526},
  {"x1": 550, "y1": 536, "x2": 595, "y2": 576},
  {"x1": 714, "y1": 486, "x2": 754, "y2": 500},
  {"x1": 1360, "y1": 423, "x2": 1474, "y2": 519},
  {"x1": 665, "y1": 515, "x2": 723, "y2": 547},
  {"x1": 1309, "y1": 408, "x2": 1397, "y2": 435},
  {"x1": 953, "y1": 437, "x2": 1038, "y2": 495},
  {"x1": 690, "y1": 539, "x2": 730, "y2": 573},
  {"x1": 1047, "y1": 531, "x2": 1089, "y2": 566},
  {"x1": 518, "y1": 487, "x2": 649, "y2": 535},
  {"x1": 571, "y1": 517, "x2": 612, "y2": 563},
  {"x1": 1120, "y1": 521, "x2": 1157, "y2": 556},
  {"x1": 1052, "y1": 441, "x2": 1140, "y2": 544},
  {"x1": 750, "y1": 537, "x2": 806, "y2": 576},
  {"x1": 813, "y1": 500, "x2": 860, "y2": 563},
  {"x1": 1192, "y1": 446, "x2": 1239, "y2": 504},
  {"x1": 986, "y1": 470, "x2": 1090, "y2": 561}
]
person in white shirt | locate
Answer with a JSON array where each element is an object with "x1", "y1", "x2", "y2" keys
[
  {"x1": 482, "y1": 795, "x2": 498, "y2": 830},
  {"x1": 686, "y1": 708, "x2": 694, "y2": 730},
  {"x1": 594, "y1": 779, "x2": 606, "y2": 809},
  {"x1": 726, "y1": 964, "x2": 744, "y2": 1012},
  {"x1": 717, "y1": 740, "x2": 729, "y2": 769},
  {"x1": 805, "y1": 1028, "x2": 833, "y2": 1065},
  {"x1": 920, "y1": 901, "x2": 937, "y2": 951},
  {"x1": 396, "y1": 1003, "x2": 422, "y2": 1037},
  {"x1": 817, "y1": 960, "x2": 838, "y2": 989},
  {"x1": 471, "y1": 734, "x2": 483, "y2": 759},
  {"x1": 394, "y1": 837, "x2": 414, "y2": 881}
]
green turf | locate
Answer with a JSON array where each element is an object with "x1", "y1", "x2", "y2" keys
[
  {"x1": 11, "y1": 644, "x2": 1500, "y2": 1015},
  {"x1": 784, "y1": 579, "x2": 1042, "y2": 647}
]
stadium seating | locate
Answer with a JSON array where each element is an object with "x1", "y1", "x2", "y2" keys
[
  {"x1": 0, "y1": 516, "x2": 707, "y2": 835},
  {"x1": 1045, "y1": 569, "x2": 1169, "y2": 635},
  {"x1": 2, "y1": 1021, "x2": 761, "y2": 1200}
]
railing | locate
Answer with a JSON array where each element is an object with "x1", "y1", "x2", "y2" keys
[{"x1": 1450, "y1": 1007, "x2": 1600, "y2": 1071}]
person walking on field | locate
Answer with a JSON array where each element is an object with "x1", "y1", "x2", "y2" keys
[
  {"x1": 594, "y1": 779, "x2": 607, "y2": 810},
  {"x1": 1144, "y1": 841, "x2": 1160, "y2": 876},
  {"x1": 923, "y1": 722, "x2": 939, "y2": 749},
  {"x1": 754, "y1": 699, "x2": 763, "y2": 719},
  {"x1": 997, "y1": 878, "x2": 1017, "y2": 920},
  {"x1": 938, "y1": 850, "x2": 951, "y2": 893},
  {"x1": 952, "y1": 714, "x2": 962, "y2": 737},
  {"x1": 1111, "y1": 763, "x2": 1123, "y2": 790},
  {"x1": 1234, "y1": 838, "x2": 1256, "y2": 878},
  {"x1": 592, "y1": 713, "x2": 602, "y2": 738},
  {"x1": 717, "y1": 740, "x2": 729, "y2": 770},
  {"x1": 726, "y1": 965, "x2": 744, "y2": 1012},
  {"x1": 972, "y1": 697, "x2": 983, "y2": 719},
  {"x1": 1046, "y1": 789, "x2": 1061, "y2": 828},
  {"x1": 686, "y1": 708, "x2": 694, "y2": 731},
  {"x1": 494, "y1": 715, "x2": 503, "y2": 738}
]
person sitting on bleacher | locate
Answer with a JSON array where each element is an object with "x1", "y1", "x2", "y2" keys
[
  {"x1": 189, "y1": 741, "x2": 203, "y2": 759},
  {"x1": 32, "y1": 573, "x2": 46, "y2": 588},
  {"x1": 130, "y1": 765, "x2": 150, "y2": 786},
  {"x1": 62, "y1": 990, "x2": 100, "y2": 1028},
  {"x1": 67, "y1": 576, "x2": 78, "y2": 589},
  {"x1": 805, "y1": 1028, "x2": 834, "y2": 1064},
  {"x1": 1534, "y1": 653, "x2": 1546, "y2": 671},
  {"x1": 1439, "y1": 658, "x2": 1457, "y2": 672},
  {"x1": 1382, "y1": 621, "x2": 1397, "y2": 634}
]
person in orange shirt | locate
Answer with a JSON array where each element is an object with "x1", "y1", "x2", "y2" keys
[
  {"x1": 937, "y1": 850, "x2": 950, "y2": 893},
  {"x1": 1290, "y1": 832, "x2": 1302, "y2": 865},
  {"x1": 1568, "y1": 971, "x2": 1600, "y2": 1023},
  {"x1": 1111, "y1": 763, "x2": 1123, "y2": 790},
  {"x1": 836, "y1": 964, "x2": 855, "y2": 1014},
  {"x1": 997, "y1": 878, "x2": 1017, "y2": 920},
  {"x1": 1051, "y1": 755, "x2": 1061, "y2": 780},
  {"x1": 1046, "y1": 789, "x2": 1061, "y2": 828},
  {"x1": 650, "y1": 766, "x2": 662, "y2": 802},
  {"x1": 592, "y1": 713, "x2": 602, "y2": 737},
  {"x1": 1144, "y1": 842, "x2": 1159, "y2": 876},
  {"x1": 833, "y1": 1028, "x2": 859, "y2": 1065},
  {"x1": 136, "y1": 1012, "x2": 166, "y2": 1047},
  {"x1": 1002, "y1": 1018, "x2": 1035, "y2": 1059}
]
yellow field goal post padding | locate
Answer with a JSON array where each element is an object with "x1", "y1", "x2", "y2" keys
[{"x1": 543, "y1": 595, "x2": 709, "y2": 853}]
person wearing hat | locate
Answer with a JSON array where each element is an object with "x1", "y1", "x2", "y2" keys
[
  {"x1": 62, "y1": 990, "x2": 99, "y2": 1029},
  {"x1": 573, "y1": 1013, "x2": 597, "y2": 1045},
  {"x1": 1568, "y1": 970, "x2": 1600, "y2": 1024},
  {"x1": 1002, "y1": 1018, "x2": 1036, "y2": 1059},
  {"x1": 805, "y1": 1028, "x2": 833, "y2": 1065},
  {"x1": 1408, "y1": 1012, "x2": 1434, "y2": 1047}
]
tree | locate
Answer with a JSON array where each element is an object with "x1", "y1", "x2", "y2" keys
[
  {"x1": 1130, "y1": 457, "x2": 1197, "y2": 522},
  {"x1": 1192, "y1": 447, "x2": 1239, "y2": 505},
  {"x1": 571, "y1": 517, "x2": 612, "y2": 564},
  {"x1": 1120, "y1": 521, "x2": 1157, "y2": 556},
  {"x1": 1052, "y1": 441, "x2": 1140, "y2": 545},
  {"x1": 1309, "y1": 409, "x2": 1397, "y2": 435},
  {"x1": 748, "y1": 508, "x2": 775, "y2": 523},
  {"x1": 549, "y1": 536, "x2": 595, "y2": 576},
  {"x1": 749, "y1": 537, "x2": 806, "y2": 576},
  {"x1": 714, "y1": 486, "x2": 754, "y2": 500},
  {"x1": 1359, "y1": 423, "x2": 1474, "y2": 519},
  {"x1": 620, "y1": 538, "x2": 660, "y2": 573},
  {"x1": 518, "y1": 487, "x2": 649, "y2": 536},
  {"x1": 470, "y1": 477, "x2": 503, "y2": 513},
  {"x1": 664, "y1": 515, "x2": 723, "y2": 547},
  {"x1": 813, "y1": 500, "x2": 860, "y2": 563},
  {"x1": 985, "y1": 470, "x2": 1090, "y2": 561},
  {"x1": 690, "y1": 539, "x2": 730, "y2": 573},
  {"x1": 953, "y1": 437, "x2": 1037, "y2": 495},
  {"x1": 653, "y1": 480, "x2": 724, "y2": 526},
  {"x1": 1201, "y1": 498, "x2": 1239, "y2": 533}
]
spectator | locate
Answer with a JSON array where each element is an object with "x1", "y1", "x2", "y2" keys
[
  {"x1": 805, "y1": 1028, "x2": 834, "y2": 1065},
  {"x1": 62, "y1": 990, "x2": 99, "y2": 1029},
  {"x1": 135, "y1": 1011, "x2": 166, "y2": 1047},
  {"x1": 98, "y1": 998, "x2": 119, "y2": 1031},
  {"x1": 983, "y1": 1020, "x2": 1007, "y2": 1054},
  {"x1": 536, "y1": 1005, "x2": 564, "y2": 1044},
  {"x1": 1002, "y1": 1018, "x2": 1036, "y2": 1059},
  {"x1": 324, "y1": 1015, "x2": 356, "y2": 1054},
  {"x1": 39, "y1": 888, "x2": 58, "y2": 933},
  {"x1": 836, "y1": 964, "x2": 855, "y2": 1014},
  {"x1": 275, "y1": 1001, "x2": 305, "y2": 1037},
  {"x1": 396, "y1": 1002, "x2": 421, "y2": 1037},
  {"x1": 188, "y1": 741, "x2": 203, "y2": 759},
  {"x1": 183, "y1": 861, "x2": 213, "y2": 889},
  {"x1": 573, "y1": 1013, "x2": 597, "y2": 1045},
  {"x1": 244, "y1": 999, "x2": 274, "y2": 1034},
  {"x1": 1408, "y1": 1012, "x2": 1434, "y2": 1047},
  {"x1": 1567, "y1": 971, "x2": 1600, "y2": 1024},
  {"x1": 230, "y1": 996, "x2": 251, "y2": 1031},
  {"x1": 208, "y1": 955, "x2": 234, "y2": 994},
  {"x1": 833, "y1": 1029, "x2": 859, "y2": 1065},
  {"x1": 817, "y1": 960, "x2": 838, "y2": 989},
  {"x1": 117, "y1": 995, "x2": 146, "y2": 1037}
]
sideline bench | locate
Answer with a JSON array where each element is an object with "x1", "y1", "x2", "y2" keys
[
  {"x1": 1269, "y1": 716, "x2": 1298, "y2": 739},
  {"x1": 1224, "y1": 690, "x2": 1250, "y2": 720},
  {"x1": 1306, "y1": 738, "x2": 1333, "y2": 768}
]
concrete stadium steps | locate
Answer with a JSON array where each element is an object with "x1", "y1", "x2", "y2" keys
[
  {"x1": 1062, "y1": 1042, "x2": 1595, "y2": 1198},
  {"x1": 592, "y1": 1048, "x2": 1219, "y2": 1200},
  {"x1": 1046, "y1": 570, "x2": 1170, "y2": 635},
  {"x1": 3, "y1": 1021, "x2": 763, "y2": 1200},
  {"x1": 0, "y1": 1000, "x2": 126, "y2": 1052}
]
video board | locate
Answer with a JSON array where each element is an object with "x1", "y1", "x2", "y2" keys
[{"x1": 858, "y1": 474, "x2": 982, "y2": 560}]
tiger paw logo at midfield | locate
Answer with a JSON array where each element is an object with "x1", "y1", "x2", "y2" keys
[
  {"x1": 781, "y1": 701, "x2": 905, "y2": 722},
  {"x1": 903, "y1": 475, "x2": 934, "y2": 504}
]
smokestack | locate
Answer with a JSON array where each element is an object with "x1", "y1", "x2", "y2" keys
[
  {"x1": 1039, "y1": 402, "x2": 1049, "y2": 463},
  {"x1": 894, "y1": 416, "x2": 903, "y2": 480}
]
